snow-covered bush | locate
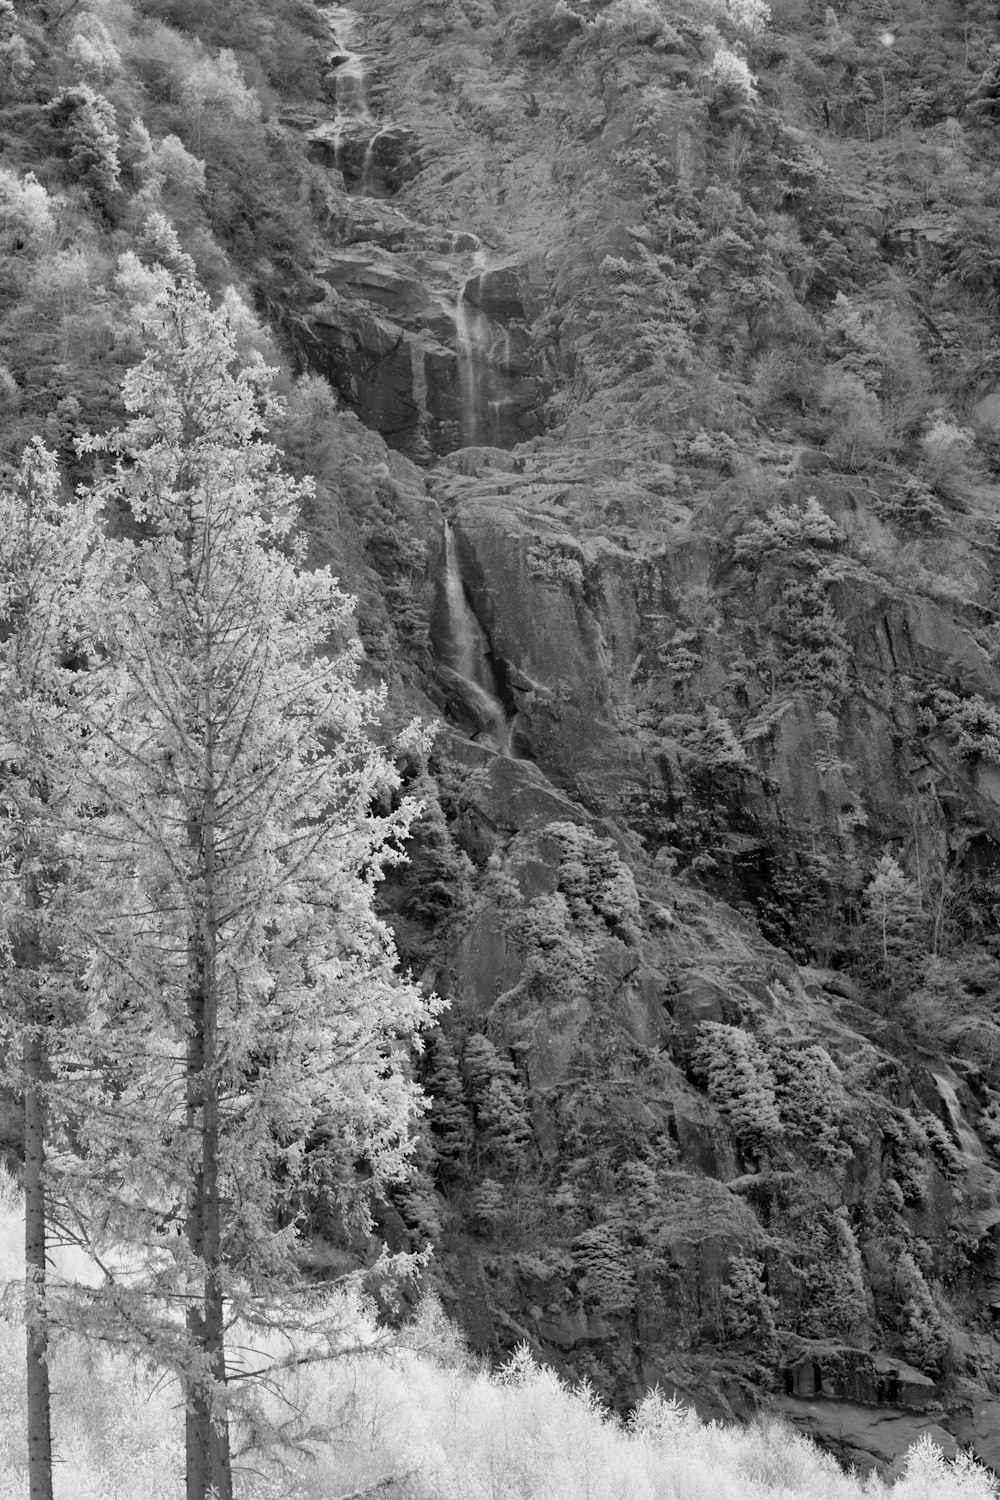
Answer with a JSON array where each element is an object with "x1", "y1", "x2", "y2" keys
[
  {"x1": 153, "y1": 133, "x2": 206, "y2": 196},
  {"x1": 0, "y1": 1155, "x2": 997, "y2": 1499},
  {"x1": 0, "y1": 169, "x2": 55, "y2": 256},
  {"x1": 709, "y1": 45, "x2": 758, "y2": 105},
  {"x1": 68, "y1": 14, "x2": 122, "y2": 82},
  {"x1": 693, "y1": 1022, "x2": 782, "y2": 1158},
  {"x1": 896, "y1": 1250, "x2": 949, "y2": 1374},
  {"x1": 722, "y1": 1253, "x2": 777, "y2": 1348},
  {"x1": 922, "y1": 414, "x2": 977, "y2": 491},
  {"x1": 734, "y1": 495, "x2": 845, "y2": 564}
]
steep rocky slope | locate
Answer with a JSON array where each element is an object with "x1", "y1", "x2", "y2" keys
[{"x1": 275, "y1": 0, "x2": 1000, "y2": 1474}]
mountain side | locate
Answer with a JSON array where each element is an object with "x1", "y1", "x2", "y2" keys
[
  {"x1": 296, "y1": 0, "x2": 1000, "y2": 1472},
  {"x1": 3, "y1": 0, "x2": 1000, "y2": 1476}
]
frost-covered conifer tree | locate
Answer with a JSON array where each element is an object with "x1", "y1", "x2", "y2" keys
[
  {"x1": 855, "y1": 851, "x2": 923, "y2": 995},
  {"x1": 62, "y1": 281, "x2": 435, "y2": 1500}
]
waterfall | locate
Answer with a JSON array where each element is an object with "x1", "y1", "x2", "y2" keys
[
  {"x1": 334, "y1": 54, "x2": 369, "y2": 119},
  {"x1": 487, "y1": 398, "x2": 509, "y2": 446},
  {"x1": 329, "y1": 117, "x2": 344, "y2": 172},
  {"x1": 321, "y1": 3, "x2": 372, "y2": 158},
  {"x1": 410, "y1": 335, "x2": 429, "y2": 449},
  {"x1": 440, "y1": 523, "x2": 513, "y2": 753},
  {"x1": 453, "y1": 282, "x2": 515, "y2": 449},
  {"x1": 360, "y1": 127, "x2": 388, "y2": 195},
  {"x1": 453, "y1": 292, "x2": 482, "y2": 447}
]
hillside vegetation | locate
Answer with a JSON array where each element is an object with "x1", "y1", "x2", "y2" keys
[{"x1": 0, "y1": 1174, "x2": 997, "y2": 1500}]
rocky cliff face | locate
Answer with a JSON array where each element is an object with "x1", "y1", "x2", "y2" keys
[{"x1": 286, "y1": 0, "x2": 1000, "y2": 1475}]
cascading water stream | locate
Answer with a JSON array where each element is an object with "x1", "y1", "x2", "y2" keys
[
  {"x1": 452, "y1": 271, "x2": 517, "y2": 448},
  {"x1": 318, "y1": 4, "x2": 372, "y2": 176},
  {"x1": 305, "y1": 5, "x2": 541, "y2": 455},
  {"x1": 360, "y1": 127, "x2": 389, "y2": 197},
  {"x1": 410, "y1": 335, "x2": 429, "y2": 452},
  {"x1": 439, "y1": 523, "x2": 514, "y2": 754},
  {"x1": 453, "y1": 293, "x2": 482, "y2": 448},
  {"x1": 333, "y1": 53, "x2": 369, "y2": 119}
]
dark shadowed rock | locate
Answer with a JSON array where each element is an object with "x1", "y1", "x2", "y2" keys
[
  {"x1": 464, "y1": 264, "x2": 527, "y2": 323},
  {"x1": 774, "y1": 1398, "x2": 956, "y2": 1474}
]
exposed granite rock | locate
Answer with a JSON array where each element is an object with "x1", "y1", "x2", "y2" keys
[
  {"x1": 304, "y1": 119, "x2": 422, "y2": 195},
  {"x1": 292, "y1": 256, "x2": 550, "y2": 457},
  {"x1": 774, "y1": 1397, "x2": 957, "y2": 1475},
  {"x1": 278, "y1": 0, "x2": 1000, "y2": 1477}
]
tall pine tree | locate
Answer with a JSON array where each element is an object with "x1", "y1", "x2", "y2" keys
[{"x1": 56, "y1": 281, "x2": 435, "y2": 1500}]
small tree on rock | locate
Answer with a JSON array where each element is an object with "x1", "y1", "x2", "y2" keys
[{"x1": 855, "y1": 851, "x2": 924, "y2": 997}]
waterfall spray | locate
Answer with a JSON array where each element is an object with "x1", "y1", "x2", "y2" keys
[
  {"x1": 440, "y1": 523, "x2": 513, "y2": 753},
  {"x1": 452, "y1": 267, "x2": 519, "y2": 450},
  {"x1": 360, "y1": 127, "x2": 389, "y2": 195},
  {"x1": 410, "y1": 336, "x2": 429, "y2": 451},
  {"x1": 453, "y1": 292, "x2": 482, "y2": 447},
  {"x1": 334, "y1": 53, "x2": 369, "y2": 119}
]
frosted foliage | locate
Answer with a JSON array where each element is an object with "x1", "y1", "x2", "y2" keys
[
  {"x1": 862, "y1": 853, "x2": 919, "y2": 961},
  {"x1": 122, "y1": 117, "x2": 154, "y2": 177},
  {"x1": 136, "y1": 210, "x2": 195, "y2": 278},
  {"x1": 0, "y1": 361, "x2": 19, "y2": 407},
  {"x1": 694, "y1": 1022, "x2": 782, "y2": 1155},
  {"x1": 52, "y1": 85, "x2": 120, "y2": 203},
  {"x1": 114, "y1": 249, "x2": 173, "y2": 311},
  {"x1": 30, "y1": 247, "x2": 94, "y2": 314},
  {"x1": 68, "y1": 15, "x2": 122, "y2": 81},
  {"x1": 218, "y1": 283, "x2": 280, "y2": 367},
  {"x1": 601, "y1": 0, "x2": 664, "y2": 34},
  {"x1": 153, "y1": 133, "x2": 205, "y2": 195},
  {"x1": 180, "y1": 49, "x2": 260, "y2": 120},
  {"x1": 818, "y1": 368, "x2": 889, "y2": 464},
  {"x1": 0, "y1": 169, "x2": 54, "y2": 255},
  {"x1": 66, "y1": 282, "x2": 437, "y2": 1324},
  {"x1": 0, "y1": 0, "x2": 31, "y2": 93},
  {"x1": 547, "y1": 820, "x2": 641, "y2": 939},
  {"x1": 735, "y1": 495, "x2": 844, "y2": 560},
  {"x1": 922, "y1": 415, "x2": 976, "y2": 486},
  {"x1": 896, "y1": 1436, "x2": 997, "y2": 1500},
  {"x1": 710, "y1": 46, "x2": 758, "y2": 99},
  {"x1": 726, "y1": 0, "x2": 770, "y2": 37}
]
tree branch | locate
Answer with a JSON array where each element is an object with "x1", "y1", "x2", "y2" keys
[{"x1": 330, "y1": 1473, "x2": 416, "y2": 1500}]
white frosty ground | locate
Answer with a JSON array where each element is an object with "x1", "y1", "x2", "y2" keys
[{"x1": 0, "y1": 1169, "x2": 994, "y2": 1500}]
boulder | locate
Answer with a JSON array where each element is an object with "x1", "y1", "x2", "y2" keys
[
  {"x1": 952, "y1": 1399, "x2": 1000, "y2": 1473},
  {"x1": 309, "y1": 122, "x2": 422, "y2": 195},
  {"x1": 464, "y1": 264, "x2": 527, "y2": 323},
  {"x1": 460, "y1": 752, "x2": 594, "y2": 834},
  {"x1": 871, "y1": 1356, "x2": 938, "y2": 1410},
  {"x1": 774, "y1": 1397, "x2": 956, "y2": 1474},
  {"x1": 973, "y1": 391, "x2": 1000, "y2": 434}
]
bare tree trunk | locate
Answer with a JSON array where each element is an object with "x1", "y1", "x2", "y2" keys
[
  {"x1": 184, "y1": 1048, "x2": 232, "y2": 1500},
  {"x1": 23, "y1": 896, "x2": 53, "y2": 1500},
  {"x1": 185, "y1": 734, "x2": 232, "y2": 1500}
]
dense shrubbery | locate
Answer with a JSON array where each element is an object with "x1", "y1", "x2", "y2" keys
[
  {"x1": 732, "y1": 496, "x2": 850, "y2": 703},
  {"x1": 693, "y1": 1022, "x2": 782, "y2": 1159},
  {"x1": 1, "y1": 1166, "x2": 995, "y2": 1498},
  {"x1": 917, "y1": 689, "x2": 1000, "y2": 766}
]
